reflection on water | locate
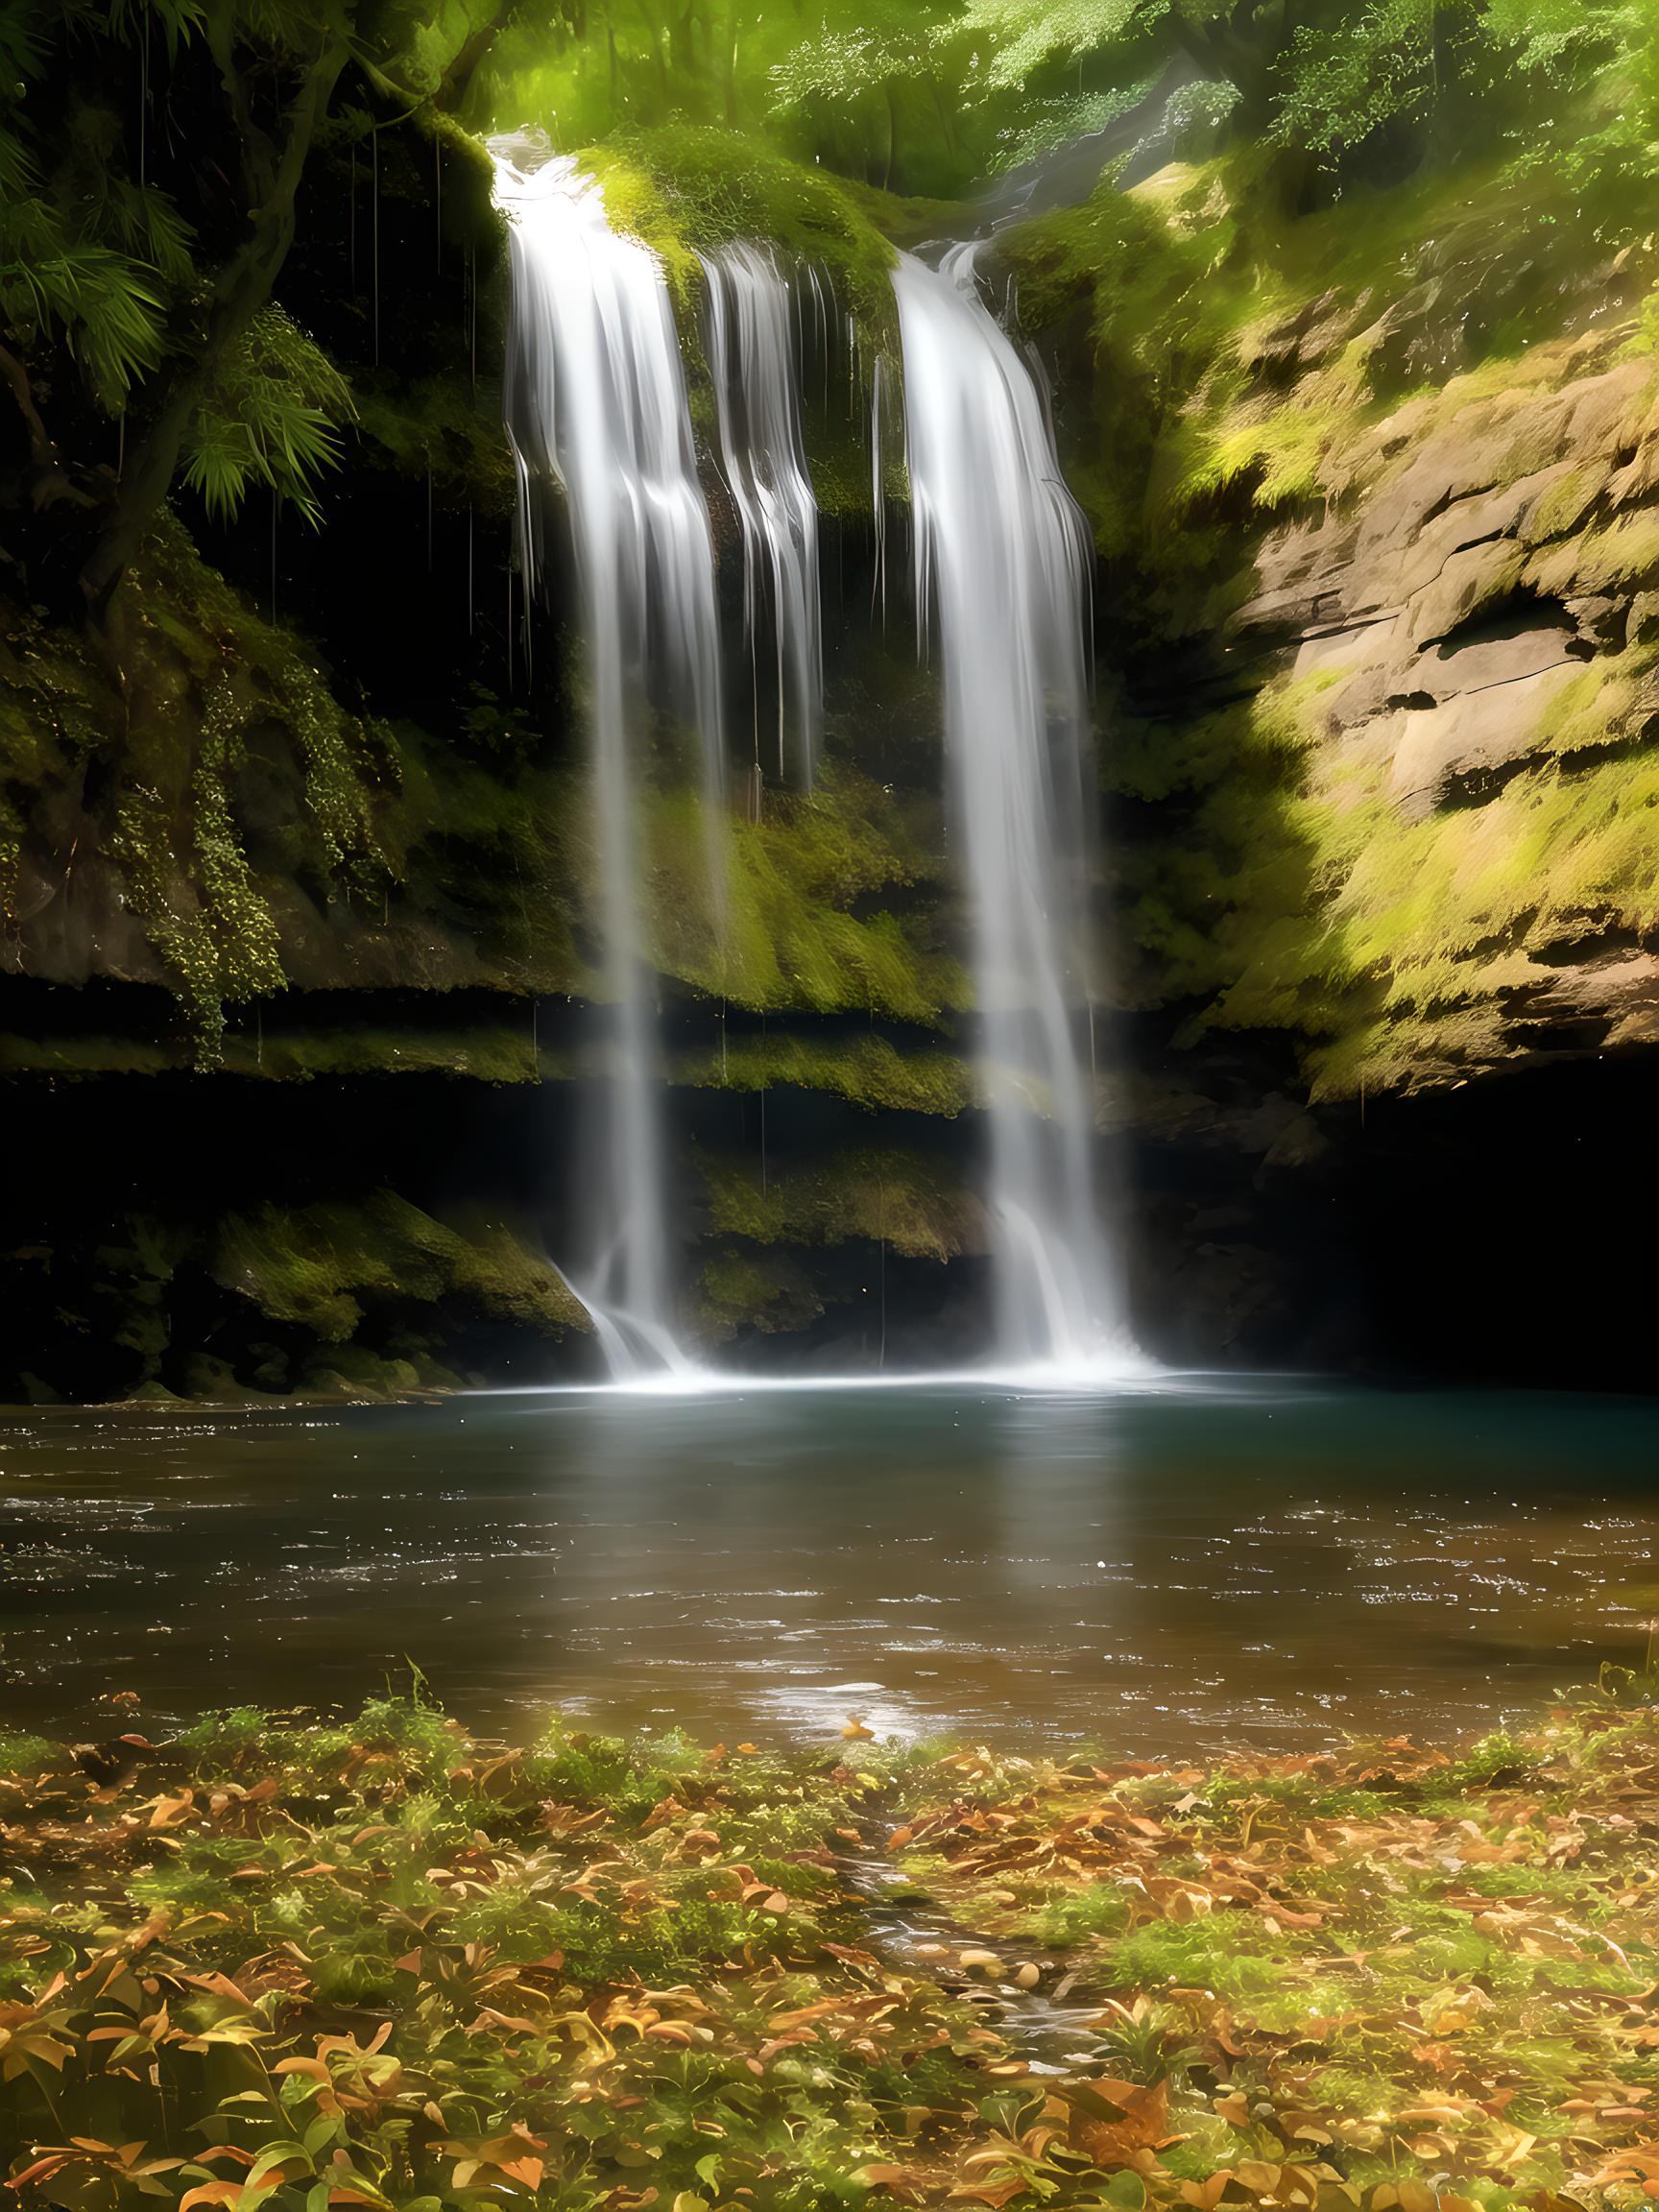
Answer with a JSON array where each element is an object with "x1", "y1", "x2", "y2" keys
[{"x1": 2, "y1": 1381, "x2": 1656, "y2": 1751}]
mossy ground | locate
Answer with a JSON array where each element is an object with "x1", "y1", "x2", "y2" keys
[{"x1": 7, "y1": 1685, "x2": 1659, "y2": 2211}]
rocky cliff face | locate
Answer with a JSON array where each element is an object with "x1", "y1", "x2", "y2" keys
[
  {"x1": 978, "y1": 157, "x2": 1659, "y2": 1378},
  {"x1": 1235, "y1": 330, "x2": 1659, "y2": 1092}
]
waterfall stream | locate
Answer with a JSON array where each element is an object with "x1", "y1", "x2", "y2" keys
[
  {"x1": 493, "y1": 132, "x2": 1139, "y2": 1382},
  {"x1": 702, "y1": 243, "x2": 824, "y2": 788},
  {"x1": 893, "y1": 246, "x2": 1138, "y2": 1376},
  {"x1": 493, "y1": 138, "x2": 724, "y2": 1378}
]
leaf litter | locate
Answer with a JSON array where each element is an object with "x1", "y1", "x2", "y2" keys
[{"x1": 5, "y1": 1676, "x2": 1659, "y2": 2212}]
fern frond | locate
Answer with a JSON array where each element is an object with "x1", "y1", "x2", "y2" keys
[
  {"x1": 100, "y1": 0, "x2": 207, "y2": 63},
  {"x1": 0, "y1": 0, "x2": 47, "y2": 82},
  {"x1": 180, "y1": 418, "x2": 258, "y2": 523},
  {"x1": 0, "y1": 200, "x2": 166, "y2": 405},
  {"x1": 98, "y1": 176, "x2": 198, "y2": 286},
  {"x1": 181, "y1": 302, "x2": 354, "y2": 527}
]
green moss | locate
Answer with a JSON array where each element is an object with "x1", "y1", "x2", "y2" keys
[
  {"x1": 211, "y1": 1191, "x2": 588, "y2": 1342},
  {"x1": 0, "y1": 1031, "x2": 174, "y2": 1076},
  {"x1": 384, "y1": 748, "x2": 961, "y2": 1020},
  {"x1": 1530, "y1": 506, "x2": 1659, "y2": 596},
  {"x1": 584, "y1": 125, "x2": 896, "y2": 326},
  {"x1": 1187, "y1": 334, "x2": 1382, "y2": 516},
  {"x1": 0, "y1": 1021, "x2": 542, "y2": 1083},
  {"x1": 1117, "y1": 680, "x2": 1331, "y2": 1029},
  {"x1": 0, "y1": 610, "x2": 107, "y2": 931},
  {"x1": 0, "y1": 1731, "x2": 57, "y2": 1775},
  {"x1": 1147, "y1": 645, "x2": 1659, "y2": 1098},
  {"x1": 301, "y1": 1346, "x2": 447, "y2": 1399},
  {"x1": 228, "y1": 1020, "x2": 540, "y2": 1083},
  {"x1": 997, "y1": 169, "x2": 1231, "y2": 579},
  {"x1": 643, "y1": 767, "x2": 966, "y2": 1022},
  {"x1": 672, "y1": 1030, "x2": 975, "y2": 1118},
  {"x1": 701, "y1": 1146, "x2": 982, "y2": 1261},
  {"x1": 0, "y1": 517, "x2": 401, "y2": 1054},
  {"x1": 383, "y1": 736, "x2": 583, "y2": 995},
  {"x1": 697, "y1": 1246, "x2": 826, "y2": 1338},
  {"x1": 1070, "y1": 143, "x2": 1659, "y2": 1100},
  {"x1": 447, "y1": 1214, "x2": 591, "y2": 1333},
  {"x1": 1522, "y1": 458, "x2": 1610, "y2": 546},
  {"x1": 351, "y1": 370, "x2": 516, "y2": 512}
]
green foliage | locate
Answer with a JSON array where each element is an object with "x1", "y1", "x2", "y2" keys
[
  {"x1": 1271, "y1": 0, "x2": 1442, "y2": 163},
  {"x1": 483, "y1": 0, "x2": 977, "y2": 196},
  {"x1": 7, "y1": 1692, "x2": 1659, "y2": 2212},
  {"x1": 0, "y1": 183, "x2": 169, "y2": 411},
  {"x1": 110, "y1": 676, "x2": 287, "y2": 1063},
  {"x1": 955, "y1": 0, "x2": 1142, "y2": 94},
  {"x1": 484, "y1": 0, "x2": 1659, "y2": 218},
  {"x1": 181, "y1": 306, "x2": 355, "y2": 527},
  {"x1": 0, "y1": 517, "x2": 397, "y2": 1045},
  {"x1": 988, "y1": 79, "x2": 1157, "y2": 174},
  {"x1": 0, "y1": 0, "x2": 500, "y2": 597}
]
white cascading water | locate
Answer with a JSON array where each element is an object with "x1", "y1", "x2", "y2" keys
[
  {"x1": 701, "y1": 243, "x2": 824, "y2": 787},
  {"x1": 493, "y1": 137, "x2": 725, "y2": 1379},
  {"x1": 893, "y1": 246, "x2": 1138, "y2": 1376}
]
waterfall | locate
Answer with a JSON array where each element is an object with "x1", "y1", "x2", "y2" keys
[
  {"x1": 701, "y1": 243, "x2": 823, "y2": 787},
  {"x1": 893, "y1": 246, "x2": 1138, "y2": 1376},
  {"x1": 493, "y1": 138, "x2": 724, "y2": 1378}
]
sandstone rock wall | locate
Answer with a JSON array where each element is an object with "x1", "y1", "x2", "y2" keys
[{"x1": 1230, "y1": 331, "x2": 1659, "y2": 1092}]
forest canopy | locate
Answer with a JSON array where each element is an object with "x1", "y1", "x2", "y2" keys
[
  {"x1": 477, "y1": 0, "x2": 1658, "y2": 200},
  {"x1": 1, "y1": 0, "x2": 1653, "y2": 625}
]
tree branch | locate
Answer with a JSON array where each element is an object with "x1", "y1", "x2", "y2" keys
[
  {"x1": 0, "y1": 339, "x2": 96, "y2": 511},
  {"x1": 438, "y1": 0, "x2": 520, "y2": 108},
  {"x1": 79, "y1": 34, "x2": 349, "y2": 612}
]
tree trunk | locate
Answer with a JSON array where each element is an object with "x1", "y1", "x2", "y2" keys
[
  {"x1": 0, "y1": 341, "x2": 93, "y2": 515},
  {"x1": 78, "y1": 36, "x2": 348, "y2": 614},
  {"x1": 438, "y1": 0, "x2": 519, "y2": 109}
]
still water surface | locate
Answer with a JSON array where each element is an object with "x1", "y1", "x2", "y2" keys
[{"x1": 3, "y1": 1380, "x2": 1657, "y2": 1752}]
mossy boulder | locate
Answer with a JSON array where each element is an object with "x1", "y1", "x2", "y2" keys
[{"x1": 584, "y1": 125, "x2": 896, "y2": 329}]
